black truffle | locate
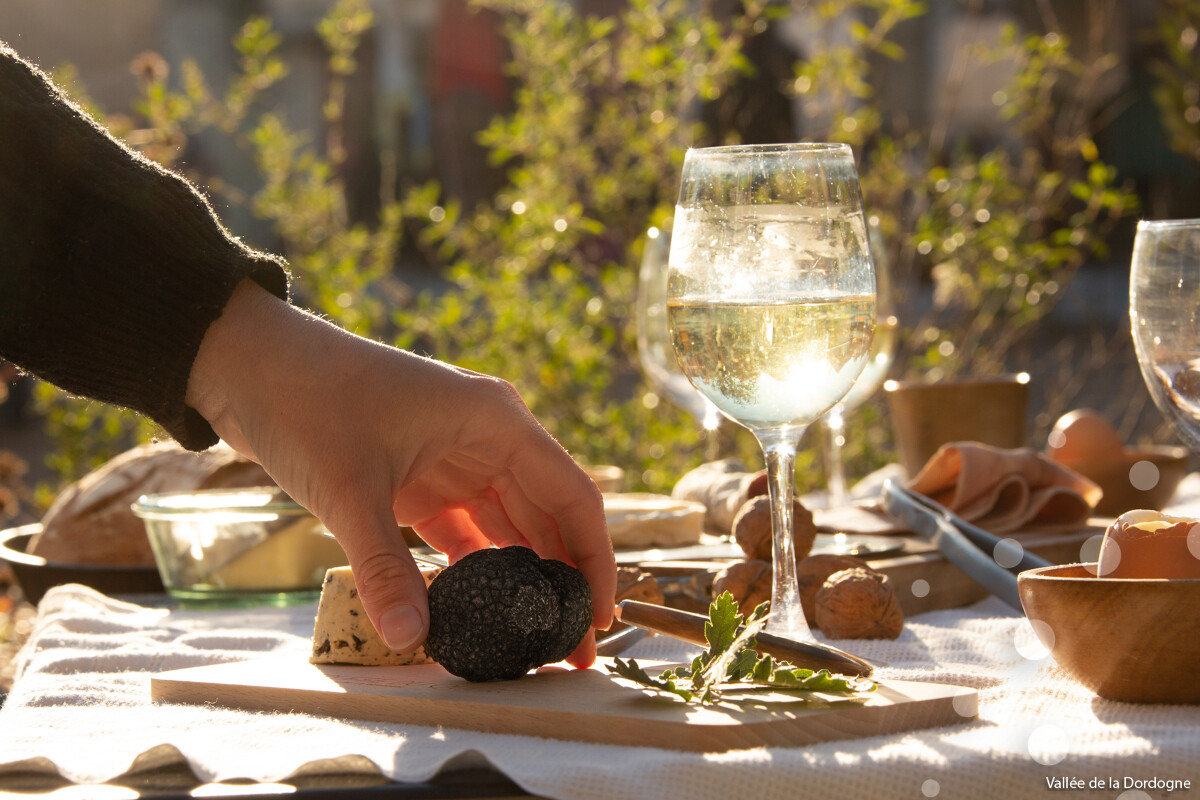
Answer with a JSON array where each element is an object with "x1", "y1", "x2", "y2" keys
[{"x1": 423, "y1": 546, "x2": 593, "y2": 682}]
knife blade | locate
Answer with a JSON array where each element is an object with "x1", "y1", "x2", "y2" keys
[{"x1": 614, "y1": 600, "x2": 874, "y2": 677}]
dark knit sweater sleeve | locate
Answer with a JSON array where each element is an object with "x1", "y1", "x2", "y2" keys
[{"x1": 0, "y1": 45, "x2": 290, "y2": 450}]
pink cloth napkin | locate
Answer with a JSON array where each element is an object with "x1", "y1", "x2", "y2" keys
[{"x1": 906, "y1": 443, "x2": 1103, "y2": 533}]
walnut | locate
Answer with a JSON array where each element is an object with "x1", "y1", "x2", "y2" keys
[
  {"x1": 796, "y1": 553, "x2": 871, "y2": 624},
  {"x1": 731, "y1": 495, "x2": 817, "y2": 563},
  {"x1": 616, "y1": 565, "x2": 665, "y2": 606},
  {"x1": 712, "y1": 559, "x2": 771, "y2": 618},
  {"x1": 609, "y1": 566, "x2": 667, "y2": 632},
  {"x1": 814, "y1": 568, "x2": 904, "y2": 640}
]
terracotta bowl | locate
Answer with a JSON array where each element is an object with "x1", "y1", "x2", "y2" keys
[
  {"x1": 1017, "y1": 563, "x2": 1200, "y2": 704},
  {"x1": 1059, "y1": 445, "x2": 1189, "y2": 517},
  {"x1": 0, "y1": 524, "x2": 164, "y2": 605}
]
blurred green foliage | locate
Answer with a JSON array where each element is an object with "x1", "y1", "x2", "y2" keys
[
  {"x1": 1152, "y1": 0, "x2": 1200, "y2": 165},
  {"x1": 32, "y1": 0, "x2": 1145, "y2": 501}
]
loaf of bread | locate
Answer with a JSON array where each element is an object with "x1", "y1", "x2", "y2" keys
[
  {"x1": 29, "y1": 442, "x2": 275, "y2": 566},
  {"x1": 671, "y1": 459, "x2": 768, "y2": 534}
]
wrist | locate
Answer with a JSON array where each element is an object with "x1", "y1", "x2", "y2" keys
[{"x1": 185, "y1": 278, "x2": 283, "y2": 449}]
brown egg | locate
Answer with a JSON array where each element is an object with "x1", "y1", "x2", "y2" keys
[
  {"x1": 1098, "y1": 510, "x2": 1200, "y2": 579},
  {"x1": 1046, "y1": 409, "x2": 1125, "y2": 464}
]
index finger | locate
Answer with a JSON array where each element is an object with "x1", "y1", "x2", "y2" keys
[{"x1": 505, "y1": 436, "x2": 616, "y2": 632}]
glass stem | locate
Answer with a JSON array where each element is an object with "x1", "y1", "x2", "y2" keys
[
  {"x1": 757, "y1": 432, "x2": 812, "y2": 640},
  {"x1": 824, "y1": 404, "x2": 848, "y2": 507},
  {"x1": 701, "y1": 399, "x2": 722, "y2": 462}
]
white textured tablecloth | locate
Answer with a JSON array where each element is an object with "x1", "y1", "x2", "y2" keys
[
  {"x1": 7, "y1": 472, "x2": 1200, "y2": 798},
  {"x1": 2, "y1": 581, "x2": 1199, "y2": 800}
]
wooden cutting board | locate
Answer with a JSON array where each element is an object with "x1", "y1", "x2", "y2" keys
[{"x1": 151, "y1": 657, "x2": 977, "y2": 752}]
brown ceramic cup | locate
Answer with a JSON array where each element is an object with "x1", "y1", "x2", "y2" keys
[{"x1": 885, "y1": 373, "x2": 1031, "y2": 477}]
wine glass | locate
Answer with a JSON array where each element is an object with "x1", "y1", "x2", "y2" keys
[
  {"x1": 1130, "y1": 219, "x2": 1200, "y2": 450},
  {"x1": 666, "y1": 143, "x2": 876, "y2": 640},
  {"x1": 637, "y1": 225, "x2": 723, "y2": 459},
  {"x1": 820, "y1": 218, "x2": 898, "y2": 507}
]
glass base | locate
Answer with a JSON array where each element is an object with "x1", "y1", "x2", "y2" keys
[{"x1": 166, "y1": 587, "x2": 321, "y2": 609}]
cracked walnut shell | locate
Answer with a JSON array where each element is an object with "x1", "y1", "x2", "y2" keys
[
  {"x1": 814, "y1": 567, "x2": 904, "y2": 640},
  {"x1": 712, "y1": 559, "x2": 771, "y2": 618}
]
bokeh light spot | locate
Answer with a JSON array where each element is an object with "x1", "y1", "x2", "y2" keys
[
  {"x1": 1080, "y1": 534, "x2": 1105, "y2": 572},
  {"x1": 1098, "y1": 538, "x2": 1121, "y2": 577},
  {"x1": 921, "y1": 779, "x2": 940, "y2": 797},
  {"x1": 1015, "y1": 619, "x2": 1054, "y2": 660},
  {"x1": 911, "y1": 579, "x2": 930, "y2": 598},
  {"x1": 1128, "y1": 460, "x2": 1160, "y2": 491},
  {"x1": 1027, "y1": 724, "x2": 1071, "y2": 765},
  {"x1": 951, "y1": 690, "x2": 977, "y2": 718},
  {"x1": 993, "y1": 538, "x2": 1024, "y2": 569}
]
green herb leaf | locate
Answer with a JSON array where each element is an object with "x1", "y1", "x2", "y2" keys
[
  {"x1": 607, "y1": 657, "x2": 694, "y2": 702},
  {"x1": 703, "y1": 591, "x2": 743, "y2": 658},
  {"x1": 606, "y1": 592, "x2": 876, "y2": 706}
]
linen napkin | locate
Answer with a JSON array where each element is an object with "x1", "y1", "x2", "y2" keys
[{"x1": 906, "y1": 443, "x2": 1103, "y2": 533}]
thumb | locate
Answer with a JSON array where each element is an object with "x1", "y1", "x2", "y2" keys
[{"x1": 327, "y1": 508, "x2": 430, "y2": 653}]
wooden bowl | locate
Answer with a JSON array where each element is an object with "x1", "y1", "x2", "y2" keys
[
  {"x1": 1058, "y1": 445, "x2": 1189, "y2": 517},
  {"x1": 582, "y1": 464, "x2": 625, "y2": 493},
  {"x1": 1018, "y1": 563, "x2": 1200, "y2": 704}
]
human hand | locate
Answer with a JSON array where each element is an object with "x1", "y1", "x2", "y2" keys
[{"x1": 186, "y1": 280, "x2": 615, "y2": 667}]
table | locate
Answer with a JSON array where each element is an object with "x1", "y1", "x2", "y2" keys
[
  {"x1": 6, "y1": 476, "x2": 1200, "y2": 799},
  {"x1": 3, "y1": 579, "x2": 1200, "y2": 800}
]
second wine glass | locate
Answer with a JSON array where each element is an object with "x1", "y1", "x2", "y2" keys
[
  {"x1": 821, "y1": 218, "x2": 898, "y2": 507},
  {"x1": 637, "y1": 225, "x2": 723, "y2": 459},
  {"x1": 667, "y1": 143, "x2": 876, "y2": 640},
  {"x1": 1131, "y1": 219, "x2": 1200, "y2": 450}
]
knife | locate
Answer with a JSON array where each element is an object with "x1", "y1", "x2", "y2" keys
[
  {"x1": 614, "y1": 600, "x2": 874, "y2": 677},
  {"x1": 879, "y1": 478, "x2": 1052, "y2": 611}
]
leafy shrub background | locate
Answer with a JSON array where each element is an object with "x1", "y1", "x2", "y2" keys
[{"x1": 28, "y1": 0, "x2": 1169, "y2": 502}]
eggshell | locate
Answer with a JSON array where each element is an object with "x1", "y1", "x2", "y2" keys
[
  {"x1": 1046, "y1": 409, "x2": 1125, "y2": 464},
  {"x1": 1098, "y1": 509, "x2": 1200, "y2": 579}
]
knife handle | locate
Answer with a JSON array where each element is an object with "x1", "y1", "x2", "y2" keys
[{"x1": 615, "y1": 600, "x2": 873, "y2": 677}]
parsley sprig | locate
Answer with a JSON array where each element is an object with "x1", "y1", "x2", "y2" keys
[{"x1": 606, "y1": 592, "x2": 876, "y2": 705}]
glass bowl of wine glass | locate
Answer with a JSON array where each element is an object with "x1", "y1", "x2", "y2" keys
[{"x1": 1131, "y1": 219, "x2": 1200, "y2": 456}]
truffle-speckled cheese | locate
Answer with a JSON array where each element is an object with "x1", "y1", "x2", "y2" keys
[{"x1": 310, "y1": 565, "x2": 439, "y2": 666}]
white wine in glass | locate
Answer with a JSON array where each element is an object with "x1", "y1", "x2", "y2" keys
[
  {"x1": 637, "y1": 226, "x2": 723, "y2": 459},
  {"x1": 667, "y1": 143, "x2": 876, "y2": 639}
]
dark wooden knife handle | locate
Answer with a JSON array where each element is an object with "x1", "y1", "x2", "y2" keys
[{"x1": 615, "y1": 600, "x2": 873, "y2": 678}]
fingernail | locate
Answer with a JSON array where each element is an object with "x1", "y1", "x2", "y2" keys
[{"x1": 380, "y1": 604, "x2": 424, "y2": 651}]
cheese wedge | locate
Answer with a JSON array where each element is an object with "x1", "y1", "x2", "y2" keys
[{"x1": 310, "y1": 564, "x2": 440, "y2": 666}]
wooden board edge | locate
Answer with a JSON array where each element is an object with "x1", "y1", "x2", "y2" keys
[{"x1": 151, "y1": 658, "x2": 977, "y2": 753}]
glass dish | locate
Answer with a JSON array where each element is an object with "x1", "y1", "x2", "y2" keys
[{"x1": 132, "y1": 488, "x2": 347, "y2": 608}]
